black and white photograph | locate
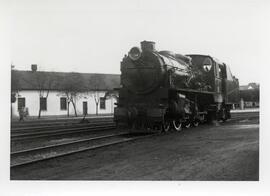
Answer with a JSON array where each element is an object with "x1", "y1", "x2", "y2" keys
[{"x1": 1, "y1": 0, "x2": 270, "y2": 195}]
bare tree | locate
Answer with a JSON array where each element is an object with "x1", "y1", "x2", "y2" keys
[
  {"x1": 30, "y1": 71, "x2": 55, "y2": 118},
  {"x1": 87, "y1": 74, "x2": 106, "y2": 116},
  {"x1": 59, "y1": 72, "x2": 86, "y2": 117},
  {"x1": 103, "y1": 90, "x2": 119, "y2": 102},
  {"x1": 11, "y1": 67, "x2": 21, "y2": 118},
  {"x1": 11, "y1": 68, "x2": 21, "y2": 103}
]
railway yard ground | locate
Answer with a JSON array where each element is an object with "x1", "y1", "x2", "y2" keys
[{"x1": 10, "y1": 111, "x2": 259, "y2": 180}]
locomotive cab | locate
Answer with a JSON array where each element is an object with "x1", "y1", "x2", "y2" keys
[{"x1": 218, "y1": 63, "x2": 240, "y2": 104}]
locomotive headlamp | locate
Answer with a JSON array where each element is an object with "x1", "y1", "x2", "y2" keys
[{"x1": 128, "y1": 47, "x2": 142, "y2": 61}]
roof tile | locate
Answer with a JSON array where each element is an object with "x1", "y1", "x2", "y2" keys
[{"x1": 12, "y1": 70, "x2": 120, "y2": 91}]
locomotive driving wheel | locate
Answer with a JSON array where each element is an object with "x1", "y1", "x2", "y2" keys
[
  {"x1": 162, "y1": 119, "x2": 171, "y2": 132},
  {"x1": 193, "y1": 119, "x2": 199, "y2": 127},
  {"x1": 184, "y1": 120, "x2": 191, "y2": 128},
  {"x1": 172, "y1": 119, "x2": 182, "y2": 131},
  {"x1": 183, "y1": 115, "x2": 191, "y2": 128}
]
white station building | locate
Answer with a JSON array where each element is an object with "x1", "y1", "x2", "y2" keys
[{"x1": 11, "y1": 66, "x2": 120, "y2": 119}]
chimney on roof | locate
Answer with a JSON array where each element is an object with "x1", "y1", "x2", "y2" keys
[{"x1": 31, "y1": 64, "x2": 37, "y2": 72}]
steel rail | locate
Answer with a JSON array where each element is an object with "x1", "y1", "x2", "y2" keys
[
  {"x1": 11, "y1": 120, "x2": 114, "y2": 133},
  {"x1": 11, "y1": 124, "x2": 116, "y2": 141},
  {"x1": 11, "y1": 132, "x2": 155, "y2": 168},
  {"x1": 11, "y1": 118, "x2": 113, "y2": 129},
  {"x1": 11, "y1": 116, "x2": 113, "y2": 124},
  {"x1": 11, "y1": 132, "x2": 128, "y2": 155}
]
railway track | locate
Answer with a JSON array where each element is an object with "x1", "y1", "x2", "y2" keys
[
  {"x1": 11, "y1": 122, "x2": 115, "y2": 141},
  {"x1": 11, "y1": 132, "x2": 155, "y2": 168},
  {"x1": 229, "y1": 111, "x2": 259, "y2": 122},
  {"x1": 12, "y1": 120, "x2": 113, "y2": 132},
  {"x1": 11, "y1": 117, "x2": 113, "y2": 130},
  {"x1": 11, "y1": 115, "x2": 112, "y2": 124},
  {"x1": 10, "y1": 111, "x2": 259, "y2": 168}
]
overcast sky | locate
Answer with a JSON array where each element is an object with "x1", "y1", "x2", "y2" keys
[{"x1": 10, "y1": 0, "x2": 270, "y2": 85}]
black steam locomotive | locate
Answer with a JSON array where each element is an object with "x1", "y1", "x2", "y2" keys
[{"x1": 114, "y1": 41, "x2": 239, "y2": 132}]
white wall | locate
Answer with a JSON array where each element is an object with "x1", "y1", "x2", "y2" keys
[{"x1": 11, "y1": 90, "x2": 117, "y2": 118}]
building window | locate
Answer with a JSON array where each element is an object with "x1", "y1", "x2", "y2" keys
[
  {"x1": 18, "y1": 97, "x2": 25, "y2": 110},
  {"x1": 100, "y1": 97, "x2": 106, "y2": 109},
  {"x1": 60, "y1": 97, "x2": 67, "y2": 110},
  {"x1": 40, "y1": 97, "x2": 47, "y2": 111}
]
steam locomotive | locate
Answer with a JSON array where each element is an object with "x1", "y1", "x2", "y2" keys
[{"x1": 114, "y1": 41, "x2": 239, "y2": 132}]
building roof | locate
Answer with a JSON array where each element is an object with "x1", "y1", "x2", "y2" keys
[
  {"x1": 12, "y1": 70, "x2": 120, "y2": 91},
  {"x1": 239, "y1": 83, "x2": 260, "y2": 91}
]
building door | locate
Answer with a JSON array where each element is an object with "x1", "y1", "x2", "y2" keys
[{"x1": 83, "y1": 101, "x2": 88, "y2": 115}]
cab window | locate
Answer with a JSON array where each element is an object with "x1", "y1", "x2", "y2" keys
[
  {"x1": 202, "y1": 57, "x2": 212, "y2": 72},
  {"x1": 226, "y1": 65, "x2": 234, "y2": 81}
]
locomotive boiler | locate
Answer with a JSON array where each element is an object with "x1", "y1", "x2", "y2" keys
[{"x1": 114, "y1": 41, "x2": 239, "y2": 132}]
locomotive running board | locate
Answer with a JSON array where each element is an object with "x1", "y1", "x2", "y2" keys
[{"x1": 175, "y1": 88, "x2": 216, "y2": 95}]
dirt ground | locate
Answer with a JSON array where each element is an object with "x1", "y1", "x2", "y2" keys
[{"x1": 11, "y1": 118, "x2": 259, "y2": 180}]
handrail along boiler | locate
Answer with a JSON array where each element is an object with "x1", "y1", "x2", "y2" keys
[{"x1": 114, "y1": 41, "x2": 239, "y2": 131}]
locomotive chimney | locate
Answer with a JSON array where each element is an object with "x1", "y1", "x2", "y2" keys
[
  {"x1": 140, "y1": 41, "x2": 156, "y2": 52},
  {"x1": 31, "y1": 64, "x2": 37, "y2": 72}
]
